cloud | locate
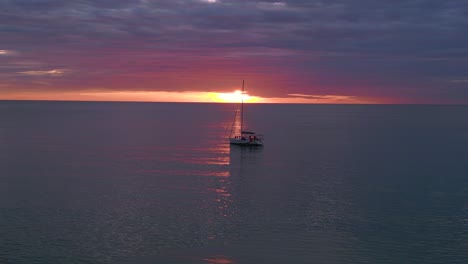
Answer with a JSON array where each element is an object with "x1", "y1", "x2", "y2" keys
[
  {"x1": 285, "y1": 93, "x2": 379, "y2": 103},
  {"x1": 0, "y1": 49, "x2": 17, "y2": 56},
  {"x1": 288, "y1": 93, "x2": 326, "y2": 99},
  {"x1": 17, "y1": 69, "x2": 69, "y2": 76},
  {"x1": 450, "y1": 79, "x2": 468, "y2": 83}
]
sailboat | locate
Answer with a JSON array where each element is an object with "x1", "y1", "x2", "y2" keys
[{"x1": 229, "y1": 80, "x2": 264, "y2": 146}]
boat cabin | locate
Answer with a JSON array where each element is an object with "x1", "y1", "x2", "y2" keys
[{"x1": 230, "y1": 131, "x2": 263, "y2": 146}]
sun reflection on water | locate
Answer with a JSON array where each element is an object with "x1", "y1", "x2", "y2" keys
[
  {"x1": 203, "y1": 255, "x2": 235, "y2": 264},
  {"x1": 130, "y1": 140, "x2": 231, "y2": 177}
]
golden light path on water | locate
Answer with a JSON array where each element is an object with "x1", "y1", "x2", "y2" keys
[
  {"x1": 128, "y1": 118, "x2": 234, "y2": 179},
  {"x1": 131, "y1": 144, "x2": 231, "y2": 177}
]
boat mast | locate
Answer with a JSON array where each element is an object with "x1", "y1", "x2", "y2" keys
[{"x1": 241, "y1": 80, "x2": 244, "y2": 134}]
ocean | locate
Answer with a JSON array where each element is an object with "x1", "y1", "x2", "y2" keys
[{"x1": 0, "y1": 101, "x2": 467, "y2": 264}]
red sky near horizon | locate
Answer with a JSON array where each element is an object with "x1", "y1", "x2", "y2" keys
[{"x1": 1, "y1": 1, "x2": 467, "y2": 104}]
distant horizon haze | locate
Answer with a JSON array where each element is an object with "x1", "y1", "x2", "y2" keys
[{"x1": 0, "y1": 90, "x2": 460, "y2": 105}]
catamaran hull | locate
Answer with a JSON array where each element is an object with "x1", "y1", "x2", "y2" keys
[{"x1": 229, "y1": 138, "x2": 263, "y2": 146}]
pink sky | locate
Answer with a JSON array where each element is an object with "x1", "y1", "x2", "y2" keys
[{"x1": 1, "y1": 1, "x2": 467, "y2": 104}]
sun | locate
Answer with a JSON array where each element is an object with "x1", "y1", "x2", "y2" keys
[{"x1": 208, "y1": 90, "x2": 261, "y2": 103}]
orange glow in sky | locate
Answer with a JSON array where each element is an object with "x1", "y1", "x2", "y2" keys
[{"x1": 0, "y1": 90, "x2": 380, "y2": 104}]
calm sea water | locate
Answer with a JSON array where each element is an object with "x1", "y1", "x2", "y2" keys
[{"x1": 0, "y1": 101, "x2": 467, "y2": 264}]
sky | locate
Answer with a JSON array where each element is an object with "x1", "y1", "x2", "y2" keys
[{"x1": 1, "y1": 0, "x2": 467, "y2": 104}]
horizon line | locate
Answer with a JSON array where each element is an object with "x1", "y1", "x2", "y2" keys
[{"x1": 1, "y1": 99, "x2": 466, "y2": 106}]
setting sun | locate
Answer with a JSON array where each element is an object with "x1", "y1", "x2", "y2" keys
[{"x1": 208, "y1": 90, "x2": 261, "y2": 103}]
